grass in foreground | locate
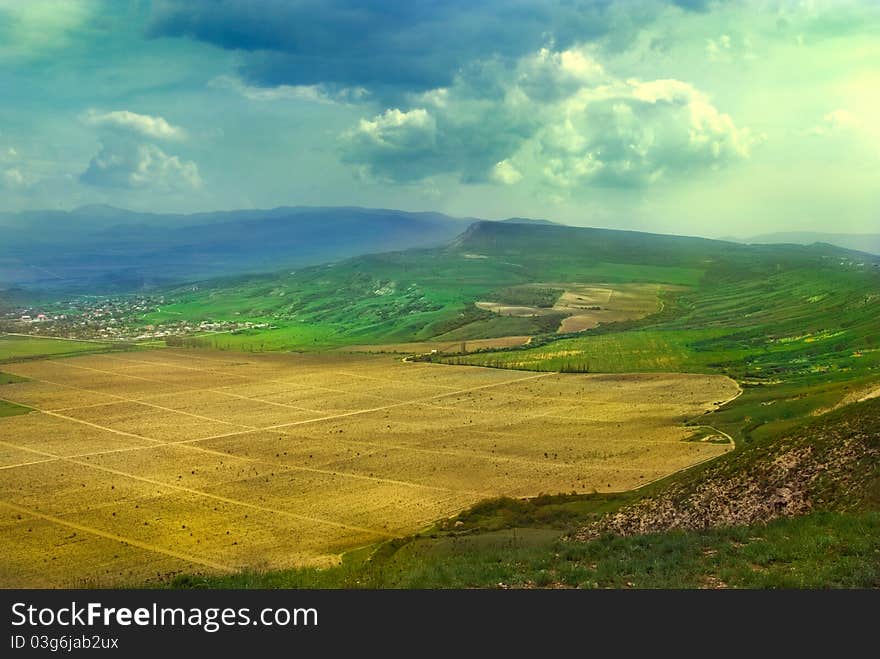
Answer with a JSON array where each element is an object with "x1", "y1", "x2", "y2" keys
[{"x1": 167, "y1": 511, "x2": 879, "y2": 589}]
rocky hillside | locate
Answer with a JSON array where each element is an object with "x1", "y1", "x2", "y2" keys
[{"x1": 575, "y1": 397, "x2": 880, "y2": 541}]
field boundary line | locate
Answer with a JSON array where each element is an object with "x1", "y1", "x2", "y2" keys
[
  {"x1": 0, "y1": 457, "x2": 57, "y2": 470},
  {"x1": 0, "y1": 439, "x2": 395, "y2": 538},
  {"x1": 176, "y1": 437, "x2": 489, "y2": 496},
  {"x1": 29, "y1": 376, "x2": 332, "y2": 417},
  {"x1": 0, "y1": 428, "x2": 485, "y2": 497},
  {"x1": 41, "y1": 362, "x2": 263, "y2": 430},
  {"x1": 114, "y1": 351, "x2": 554, "y2": 403},
  {"x1": 100, "y1": 352, "x2": 557, "y2": 411},
  {"x1": 0, "y1": 410, "x2": 481, "y2": 497},
  {"x1": 0, "y1": 500, "x2": 234, "y2": 573},
  {"x1": 264, "y1": 370, "x2": 558, "y2": 431},
  {"x1": 632, "y1": 438, "x2": 733, "y2": 491},
  {"x1": 478, "y1": 425, "x2": 720, "y2": 447},
  {"x1": 276, "y1": 427, "x2": 703, "y2": 473},
  {"x1": 42, "y1": 409, "x2": 168, "y2": 445},
  {"x1": 0, "y1": 368, "x2": 292, "y2": 434},
  {"x1": 143, "y1": 388, "x2": 327, "y2": 415},
  {"x1": 0, "y1": 369, "x2": 201, "y2": 412}
]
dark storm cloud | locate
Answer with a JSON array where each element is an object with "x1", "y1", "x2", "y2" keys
[{"x1": 147, "y1": 0, "x2": 625, "y2": 92}]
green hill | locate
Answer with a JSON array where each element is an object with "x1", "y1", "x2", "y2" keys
[
  {"x1": 139, "y1": 221, "x2": 878, "y2": 354},
  {"x1": 13, "y1": 218, "x2": 875, "y2": 589}
]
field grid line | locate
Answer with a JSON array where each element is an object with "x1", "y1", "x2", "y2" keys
[{"x1": 0, "y1": 349, "x2": 738, "y2": 586}]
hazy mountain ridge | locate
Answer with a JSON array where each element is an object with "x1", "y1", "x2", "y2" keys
[
  {"x1": 725, "y1": 231, "x2": 880, "y2": 256},
  {"x1": 3, "y1": 205, "x2": 874, "y2": 296},
  {"x1": 0, "y1": 206, "x2": 472, "y2": 293}
]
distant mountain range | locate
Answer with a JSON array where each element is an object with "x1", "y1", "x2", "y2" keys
[
  {"x1": 724, "y1": 232, "x2": 880, "y2": 256},
  {"x1": 2, "y1": 204, "x2": 873, "y2": 296},
  {"x1": 0, "y1": 205, "x2": 475, "y2": 293}
]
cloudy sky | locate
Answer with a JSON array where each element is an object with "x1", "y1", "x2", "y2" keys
[{"x1": 1, "y1": 0, "x2": 877, "y2": 237}]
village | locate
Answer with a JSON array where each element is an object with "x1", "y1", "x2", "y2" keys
[{"x1": 0, "y1": 294, "x2": 270, "y2": 342}]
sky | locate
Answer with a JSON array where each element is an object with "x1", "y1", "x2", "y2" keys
[{"x1": 0, "y1": 0, "x2": 878, "y2": 237}]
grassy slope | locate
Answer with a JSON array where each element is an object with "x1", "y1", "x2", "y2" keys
[
  {"x1": 0, "y1": 371, "x2": 28, "y2": 384},
  {"x1": 141, "y1": 223, "x2": 715, "y2": 350},
  {"x1": 441, "y1": 239, "x2": 880, "y2": 445},
  {"x1": 153, "y1": 223, "x2": 878, "y2": 369}
]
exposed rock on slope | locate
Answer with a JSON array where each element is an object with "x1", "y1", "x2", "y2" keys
[{"x1": 575, "y1": 398, "x2": 880, "y2": 541}]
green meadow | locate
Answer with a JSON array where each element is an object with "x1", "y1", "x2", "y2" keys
[{"x1": 0, "y1": 334, "x2": 118, "y2": 362}]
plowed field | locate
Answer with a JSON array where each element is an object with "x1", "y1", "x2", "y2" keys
[{"x1": 0, "y1": 349, "x2": 738, "y2": 587}]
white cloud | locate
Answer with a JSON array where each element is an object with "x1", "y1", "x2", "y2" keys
[
  {"x1": 516, "y1": 47, "x2": 606, "y2": 101},
  {"x1": 353, "y1": 108, "x2": 436, "y2": 147},
  {"x1": 341, "y1": 108, "x2": 447, "y2": 181},
  {"x1": 536, "y1": 78, "x2": 760, "y2": 188},
  {"x1": 82, "y1": 109, "x2": 185, "y2": 141},
  {"x1": 2, "y1": 167, "x2": 25, "y2": 188},
  {"x1": 0, "y1": 144, "x2": 33, "y2": 189},
  {"x1": 341, "y1": 45, "x2": 758, "y2": 190},
  {"x1": 80, "y1": 142, "x2": 201, "y2": 191},
  {"x1": 706, "y1": 34, "x2": 736, "y2": 61},
  {"x1": 491, "y1": 160, "x2": 523, "y2": 185},
  {"x1": 79, "y1": 108, "x2": 200, "y2": 191}
]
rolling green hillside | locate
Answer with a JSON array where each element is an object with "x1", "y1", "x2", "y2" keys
[
  {"x1": 142, "y1": 222, "x2": 878, "y2": 356},
  {"x1": 139, "y1": 224, "x2": 880, "y2": 444},
  {"x1": 9, "y1": 219, "x2": 877, "y2": 590},
  {"x1": 428, "y1": 224, "x2": 880, "y2": 444},
  {"x1": 151, "y1": 222, "x2": 879, "y2": 445}
]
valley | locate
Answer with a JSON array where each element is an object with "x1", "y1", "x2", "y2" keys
[
  {"x1": 1, "y1": 218, "x2": 878, "y2": 589},
  {"x1": 0, "y1": 346, "x2": 736, "y2": 586}
]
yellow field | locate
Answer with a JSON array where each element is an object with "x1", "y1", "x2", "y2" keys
[
  {"x1": 476, "y1": 282, "x2": 683, "y2": 333},
  {"x1": 0, "y1": 349, "x2": 738, "y2": 587}
]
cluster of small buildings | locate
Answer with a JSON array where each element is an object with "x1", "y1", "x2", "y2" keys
[
  {"x1": 17, "y1": 312, "x2": 63, "y2": 323},
  {"x1": 1, "y1": 292, "x2": 277, "y2": 343}
]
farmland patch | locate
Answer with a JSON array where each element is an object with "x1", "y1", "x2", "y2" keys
[
  {"x1": 474, "y1": 282, "x2": 681, "y2": 334},
  {"x1": 0, "y1": 349, "x2": 736, "y2": 586}
]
